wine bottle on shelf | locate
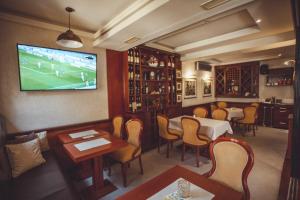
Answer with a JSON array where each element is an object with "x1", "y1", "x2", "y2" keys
[
  {"x1": 167, "y1": 58, "x2": 171, "y2": 67},
  {"x1": 136, "y1": 50, "x2": 140, "y2": 63},
  {"x1": 145, "y1": 82, "x2": 149, "y2": 94},
  {"x1": 171, "y1": 58, "x2": 175, "y2": 68}
]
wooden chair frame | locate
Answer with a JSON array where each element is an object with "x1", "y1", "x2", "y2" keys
[
  {"x1": 193, "y1": 107, "x2": 208, "y2": 118},
  {"x1": 205, "y1": 137, "x2": 254, "y2": 200},
  {"x1": 157, "y1": 114, "x2": 181, "y2": 158},
  {"x1": 108, "y1": 118, "x2": 143, "y2": 187},
  {"x1": 181, "y1": 117, "x2": 210, "y2": 167}
]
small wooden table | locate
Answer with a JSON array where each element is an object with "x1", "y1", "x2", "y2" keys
[
  {"x1": 64, "y1": 133, "x2": 127, "y2": 199},
  {"x1": 117, "y1": 165, "x2": 243, "y2": 200},
  {"x1": 58, "y1": 129, "x2": 109, "y2": 144}
]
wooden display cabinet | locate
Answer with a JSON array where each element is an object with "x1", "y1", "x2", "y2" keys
[
  {"x1": 215, "y1": 61, "x2": 259, "y2": 98},
  {"x1": 123, "y1": 45, "x2": 182, "y2": 151}
]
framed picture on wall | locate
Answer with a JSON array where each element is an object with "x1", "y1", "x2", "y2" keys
[
  {"x1": 177, "y1": 94, "x2": 182, "y2": 102},
  {"x1": 202, "y1": 79, "x2": 212, "y2": 97},
  {"x1": 176, "y1": 82, "x2": 182, "y2": 91},
  {"x1": 183, "y1": 78, "x2": 197, "y2": 99}
]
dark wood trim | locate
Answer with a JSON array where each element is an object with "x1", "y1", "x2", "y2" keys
[
  {"x1": 9, "y1": 119, "x2": 112, "y2": 136},
  {"x1": 106, "y1": 49, "x2": 125, "y2": 119},
  {"x1": 291, "y1": 0, "x2": 300, "y2": 179}
]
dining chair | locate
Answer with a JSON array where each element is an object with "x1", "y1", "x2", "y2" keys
[
  {"x1": 157, "y1": 114, "x2": 182, "y2": 158},
  {"x1": 212, "y1": 108, "x2": 228, "y2": 121},
  {"x1": 250, "y1": 103, "x2": 259, "y2": 130},
  {"x1": 235, "y1": 106, "x2": 257, "y2": 136},
  {"x1": 193, "y1": 107, "x2": 208, "y2": 118},
  {"x1": 181, "y1": 117, "x2": 210, "y2": 167},
  {"x1": 108, "y1": 119, "x2": 143, "y2": 187},
  {"x1": 217, "y1": 101, "x2": 228, "y2": 108},
  {"x1": 205, "y1": 137, "x2": 254, "y2": 200},
  {"x1": 112, "y1": 115, "x2": 124, "y2": 139}
]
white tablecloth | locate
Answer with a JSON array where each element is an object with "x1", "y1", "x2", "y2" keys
[
  {"x1": 169, "y1": 116, "x2": 233, "y2": 140},
  {"x1": 224, "y1": 108, "x2": 244, "y2": 121}
]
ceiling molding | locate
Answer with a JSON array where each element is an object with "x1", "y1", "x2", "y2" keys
[
  {"x1": 94, "y1": 0, "x2": 152, "y2": 38},
  {"x1": 145, "y1": 42, "x2": 175, "y2": 53},
  {"x1": 242, "y1": 40, "x2": 296, "y2": 53},
  {"x1": 181, "y1": 31, "x2": 295, "y2": 61},
  {"x1": 116, "y1": 0, "x2": 255, "y2": 51},
  {"x1": 175, "y1": 26, "x2": 260, "y2": 52},
  {"x1": 212, "y1": 55, "x2": 285, "y2": 66},
  {"x1": 0, "y1": 11, "x2": 95, "y2": 38},
  {"x1": 93, "y1": 0, "x2": 170, "y2": 47}
]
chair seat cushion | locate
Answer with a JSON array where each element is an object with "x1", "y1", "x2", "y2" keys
[
  {"x1": 111, "y1": 144, "x2": 140, "y2": 163},
  {"x1": 237, "y1": 119, "x2": 254, "y2": 124},
  {"x1": 198, "y1": 134, "x2": 211, "y2": 142},
  {"x1": 169, "y1": 129, "x2": 183, "y2": 137}
]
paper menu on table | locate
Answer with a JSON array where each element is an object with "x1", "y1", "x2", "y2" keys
[
  {"x1": 74, "y1": 138, "x2": 111, "y2": 151},
  {"x1": 69, "y1": 130, "x2": 99, "y2": 139},
  {"x1": 147, "y1": 178, "x2": 214, "y2": 200}
]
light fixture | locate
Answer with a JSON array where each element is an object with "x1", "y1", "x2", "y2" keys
[
  {"x1": 56, "y1": 7, "x2": 83, "y2": 48},
  {"x1": 278, "y1": 53, "x2": 282, "y2": 57},
  {"x1": 255, "y1": 19, "x2": 262, "y2": 23}
]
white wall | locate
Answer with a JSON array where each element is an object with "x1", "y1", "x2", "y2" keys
[
  {"x1": 0, "y1": 20, "x2": 109, "y2": 133},
  {"x1": 259, "y1": 58, "x2": 294, "y2": 102},
  {"x1": 182, "y1": 58, "x2": 294, "y2": 106},
  {"x1": 181, "y1": 61, "x2": 215, "y2": 107}
]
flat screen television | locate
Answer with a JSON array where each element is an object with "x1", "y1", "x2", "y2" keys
[{"x1": 17, "y1": 44, "x2": 97, "y2": 91}]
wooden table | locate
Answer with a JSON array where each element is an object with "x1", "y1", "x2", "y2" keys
[
  {"x1": 58, "y1": 129, "x2": 109, "y2": 144},
  {"x1": 169, "y1": 116, "x2": 233, "y2": 140},
  {"x1": 64, "y1": 133, "x2": 127, "y2": 199},
  {"x1": 117, "y1": 165, "x2": 243, "y2": 200}
]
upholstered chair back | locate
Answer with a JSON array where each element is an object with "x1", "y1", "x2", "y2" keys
[
  {"x1": 193, "y1": 107, "x2": 208, "y2": 118},
  {"x1": 242, "y1": 106, "x2": 257, "y2": 124},
  {"x1": 126, "y1": 119, "x2": 143, "y2": 148},
  {"x1": 217, "y1": 101, "x2": 227, "y2": 108},
  {"x1": 250, "y1": 103, "x2": 259, "y2": 108},
  {"x1": 157, "y1": 114, "x2": 169, "y2": 138},
  {"x1": 207, "y1": 138, "x2": 254, "y2": 200},
  {"x1": 181, "y1": 117, "x2": 200, "y2": 145},
  {"x1": 112, "y1": 115, "x2": 123, "y2": 138},
  {"x1": 212, "y1": 109, "x2": 228, "y2": 121}
]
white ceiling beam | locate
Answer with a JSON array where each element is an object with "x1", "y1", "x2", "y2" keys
[
  {"x1": 116, "y1": 0, "x2": 255, "y2": 51},
  {"x1": 181, "y1": 31, "x2": 295, "y2": 61},
  {"x1": 0, "y1": 11, "x2": 94, "y2": 39},
  {"x1": 242, "y1": 40, "x2": 296, "y2": 53},
  {"x1": 145, "y1": 42, "x2": 175, "y2": 53},
  {"x1": 94, "y1": 0, "x2": 152, "y2": 38},
  {"x1": 214, "y1": 55, "x2": 284, "y2": 66},
  {"x1": 93, "y1": 0, "x2": 170, "y2": 47},
  {"x1": 175, "y1": 26, "x2": 260, "y2": 52}
]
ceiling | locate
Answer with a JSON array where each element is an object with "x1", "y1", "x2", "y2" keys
[{"x1": 0, "y1": 0, "x2": 296, "y2": 64}]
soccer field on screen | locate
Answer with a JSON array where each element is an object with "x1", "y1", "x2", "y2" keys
[{"x1": 18, "y1": 45, "x2": 97, "y2": 90}]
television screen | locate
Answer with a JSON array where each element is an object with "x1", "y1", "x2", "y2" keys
[{"x1": 17, "y1": 44, "x2": 97, "y2": 91}]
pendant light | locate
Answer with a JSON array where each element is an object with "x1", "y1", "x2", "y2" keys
[{"x1": 56, "y1": 7, "x2": 83, "y2": 48}]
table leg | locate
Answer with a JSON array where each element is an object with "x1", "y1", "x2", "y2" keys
[
  {"x1": 92, "y1": 156, "x2": 104, "y2": 191},
  {"x1": 82, "y1": 156, "x2": 117, "y2": 199}
]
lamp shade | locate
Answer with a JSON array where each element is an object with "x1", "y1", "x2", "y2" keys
[{"x1": 56, "y1": 29, "x2": 83, "y2": 48}]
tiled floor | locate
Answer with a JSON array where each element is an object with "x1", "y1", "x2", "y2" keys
[{"x1": 75, "y1": 126, "x2": 288, "y2": 200}]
